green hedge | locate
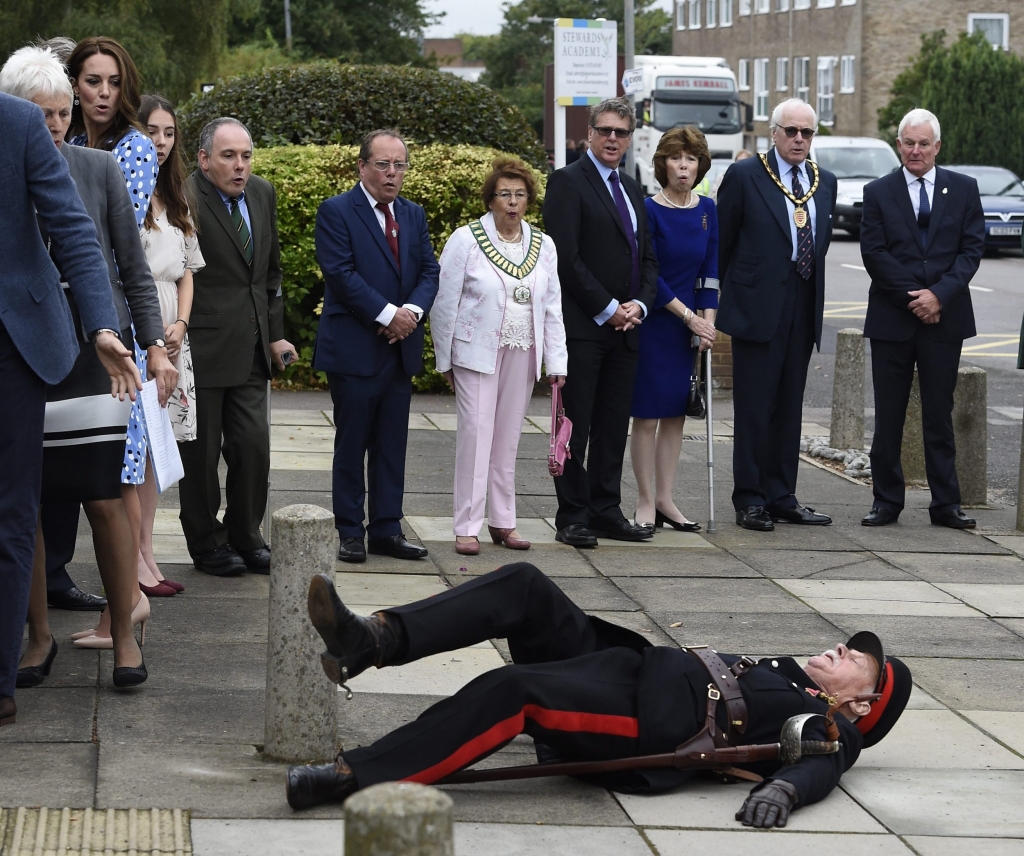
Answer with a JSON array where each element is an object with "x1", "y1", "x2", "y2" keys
[
  {"x1": 253, "y1": 143, "x2": 546, "y2": 392},
  {"x1": 178, "y1": 63, "x2": 547, "y2": 170}
]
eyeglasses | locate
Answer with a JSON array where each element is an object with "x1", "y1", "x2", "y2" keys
[
  {"x1": 495, "y1": 191, "x2": 528, "y2": 201},
  {"x1": 778, "y1": 126, "x2": 816, "y2": 140},
  {"x1": 370, "y1": 160, "x2": 410, "y2": 172},
  {"x1": 592, "y1": 126, "x2": 633, "y2": 139}
]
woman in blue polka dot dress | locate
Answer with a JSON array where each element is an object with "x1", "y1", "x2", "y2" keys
[{"x1": 67, "y1": 38, "x2": 160, "y2": 497}]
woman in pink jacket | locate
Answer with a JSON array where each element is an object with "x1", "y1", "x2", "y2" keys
[{"x1": 432, "y1": 158, "x2": 568, "y2": 555}]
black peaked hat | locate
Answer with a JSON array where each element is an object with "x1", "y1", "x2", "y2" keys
[{"x1": 846, "y1": 631, "x2": 912, "y2": 749}]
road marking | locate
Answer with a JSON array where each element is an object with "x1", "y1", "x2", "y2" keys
[
  {"x1": 823, "y1": 301, "x2": 867, "y2": 319},
  {"x1": 991, "y1": 407, "x2": 1023, "y2": 420},
  {"x1": 841, "y1": 263, "x2": 867, "y2": 271},
  {"x1": 969, "y1": 285, "x2": 994, "y2": 293},
  {"x1": 961, "y1": 334, "x2": 1020, "y2": 357}
]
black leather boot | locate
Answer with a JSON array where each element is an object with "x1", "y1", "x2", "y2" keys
[
  {"x1": 286, "y1": 755, "x2": 358, "y2": 810},
  {"x1": 307, "y1": 574, "x2": 405, "y2": 688}
]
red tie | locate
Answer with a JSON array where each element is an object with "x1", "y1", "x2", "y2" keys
[{"x1": 376, "y1": 202, "x2": 400, "y2": 271}]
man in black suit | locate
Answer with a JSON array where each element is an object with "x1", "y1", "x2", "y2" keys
[
  {"x1": 860, "y1": 109, "x2": 985, "y2": 529},
  {"x1": 717, "y1": 98, "x2": 837, "y2": 532},
  {"x1": 542, "y1": 98, "x2": 658, "y2": 547},
  {"x1": 181, "y1": 118, "x2": 296, "y2": 576}
]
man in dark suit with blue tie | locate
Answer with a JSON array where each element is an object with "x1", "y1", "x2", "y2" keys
[
  {"x1": 0, "y1": 92, "x2": 140, "y2": 727},
  {"x1": 314, "y1": 129, "x2": 440, "y2": 563},
  {"x1": 717, "y1": 99, "x2": 837, "y2": 532},
  {"x1": 860, "y1": 109, "x2": 985, "y2": 529}
]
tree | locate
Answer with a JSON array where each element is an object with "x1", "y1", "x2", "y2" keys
[
  {"x1": 475, "y1": 0, "x2": 671, "y2": 134},
  {"x1": 880, "y1": 30, "x2": 1024, "y2": 177}
]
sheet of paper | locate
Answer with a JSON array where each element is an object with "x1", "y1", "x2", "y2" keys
[{"x1": 140, "y1": 379, "x2": 185, "y2": 493}]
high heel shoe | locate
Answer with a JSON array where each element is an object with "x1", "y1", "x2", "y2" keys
[
  {"x1": 632, "y1": 516, "x2": 655, "y2": 537},
  {"x1": 455, "y1": 537, "x2": 480, "y2": 556},
  {"x1": 16, "y1": 637, "x2": 58, "y2": 688},
  {"x1": 159, "y1": 578, "x2": 185, "y2": 593},
  {"x1": 655, "y1": 509, "x2": 701, "y2": 532},
  {"x1": 73, "y1": 594, "x2": 150, "y2": 649},
  {"x1": 139, "y1": 581, "x2": 176, "y2": 597},
  {"x1": 112, "y1": 653, "x2": 147, "y2": 688},
  {"x1": 488, "y1": 526, "x2": 530, "y2": 550}
]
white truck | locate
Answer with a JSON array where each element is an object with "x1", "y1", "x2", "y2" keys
[{"x1": 632, "y1": 55, "x2": 751, "y2": 196}]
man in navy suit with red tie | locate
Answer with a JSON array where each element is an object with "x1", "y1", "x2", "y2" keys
[
  {"x1": 314, "y1": 129, "x2": 440, "y2": 563},
  {"x1": 860, "y1": 109, "x2": 985, "y2": 529}
]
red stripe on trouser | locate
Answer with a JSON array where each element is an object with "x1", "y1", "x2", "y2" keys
[{"x1": 402, "y1": 703, "x2": 640, "y2": 785}]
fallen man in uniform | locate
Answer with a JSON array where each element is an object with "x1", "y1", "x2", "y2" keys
[{"x1": 286, "y1": 563, "x2": 910, "y2": 826}]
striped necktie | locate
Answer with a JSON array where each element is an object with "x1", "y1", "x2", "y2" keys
[
  {"x1": 791, "y1": 167, "x2": 814, "y2": 280},
  {"x1": 230, "y1": 196, "x2": 253, "y2": 265}
]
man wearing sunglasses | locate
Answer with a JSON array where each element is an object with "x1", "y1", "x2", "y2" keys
[
  {"x1": 542, "y1": 98, "x2": 659, "y2": 548},
  {"x1": 313, "y1": 129, "x2": 440, "y2": 564},
  {"x1": 717, "y1": 98, "x2": 838, "y2": 533}
]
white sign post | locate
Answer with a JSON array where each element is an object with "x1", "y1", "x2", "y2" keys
[{"x1": 553, "y1": 18, "x2": 618, "y2": 170}]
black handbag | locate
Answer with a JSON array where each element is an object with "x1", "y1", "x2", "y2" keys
[{"x1": 686, "y1": 348, "x2": 706, "y2": 419}]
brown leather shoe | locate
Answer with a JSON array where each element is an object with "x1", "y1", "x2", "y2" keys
[
  {"x1": 0, "y1": 696, "x2": 16, "y2": 727},
  {"x1": 286, "y1": 754, "x2": 358, "y2": 810},
  {"x1": 455, "y1": 537, "x2": 480, "y2": 555},
  {"x1": 488, "y1": 526, "x2": 531, "y2": 550}
]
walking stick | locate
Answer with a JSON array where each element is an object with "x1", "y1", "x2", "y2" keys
[{"x1": 704, "y1": 345, "x2": 716, "y2": 533}]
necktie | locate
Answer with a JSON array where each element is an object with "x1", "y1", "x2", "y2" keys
[
  {"x1": 791, "y1": 167, "x2": 814, "y2": 281},
  {"x1": 607, "y1": 171, "x2": 640, "y2": 298},
  {"x1": 229, "y1": 196, "x2": 253, "y2": 265},
  {"x1": 376, "y1": 202, "x2": 400, "y2": 271},
  {"x1": 917, "y1": 178, "x2": 931, "y2": 246}
]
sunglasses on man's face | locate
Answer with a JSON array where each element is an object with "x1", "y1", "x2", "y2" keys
[
  {"x1": 778, "y1": 126, "x2": 816, "y2": 140},
  {"x1": 592, "y1": 126, "x2": 633, "y2": 139}
]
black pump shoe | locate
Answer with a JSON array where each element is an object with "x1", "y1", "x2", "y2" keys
[
  {"x1": 307, "y1": 574, "x2": 403, "y2": 692},
  {"x1": 287, "y1": 756, "x2": 359, "y2": 810},
  {"x1": 16, "y1": 637, "x2": 58, "y2": 688},
  {"x1": 655, "y1": 509, "x2": 702, "y2": 532},
  {"x1": 112, "y1": 653, "x2": 148, "y2": 688}
]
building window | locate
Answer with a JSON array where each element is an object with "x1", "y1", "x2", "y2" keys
[
  {"x1": 793, "y1": 0, "x2": 810, "y2": 8},
  {"x1": 817, "y1": 56, "x2": 835, "y2": 124},
  {"x1": 721, "y1": 0, "x2": 734, "y2": 25},
  {"x1": 776, "y1": 57, "x2": 789, "y2": 91},
  {"x1": 689, "y1": 0, "x2": 701, "y2": 28},
  {"x1": 795, "y1": 56, "x2": 810, "y2": 101},
  {"x1": 755, "y1": 0, "x2": 770, "y2": 12},
  {"x1": 707, "y1": 0, "x2": 717, "y2": 27},
  {"x1": 817, "y1": 0, "x2": 836, "y2": 7},
  {"x1": 968, "y1": 13, "x2": 1009, "y2": 50},
  {"x1": 754, "y1": 58, "x2": 769, "y2": 119},
  {"x1": 677, "y1": 0, "x2": 686, "y2": 29},
  {"x1": 738, "y1": 58, "x2": 750, "y2": 90},
  {"x1": 840, "y1": 0, "x2": 856, "y2": 5},
  {"x1": 840, "y1": 55, "x2": 855, "y2": 92},
  {"x1": 777, "y1": 0, "x2": 789, "y2": 10},
  {"x1": 739, "y1": 0, "x2": 751, "y2": 15}
]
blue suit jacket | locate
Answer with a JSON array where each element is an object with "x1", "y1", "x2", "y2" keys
[
  {"x1": 861, "y1": 166, "x2": 984, "y2": 344},
  {"x1": 313, "y1": 184, "x2": 440, "y2": 377},
  {"x1": 0, "y1": 93, "x2": 118, "y2": 384},
  {"x1": 716, "y1": 149, "x2": 837, "y2": 348}
]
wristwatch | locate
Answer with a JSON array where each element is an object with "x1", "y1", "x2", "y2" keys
[{"x1": 143, "y1": 338, "x2": 166, "y2": 349}]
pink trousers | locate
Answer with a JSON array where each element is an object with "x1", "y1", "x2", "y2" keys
[{"x1": 452, "y1": 346, "x2": 537, "y2": 536}]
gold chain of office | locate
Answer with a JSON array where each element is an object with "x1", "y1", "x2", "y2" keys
[
  {"x1": 470, "y1": 219, "x2": 544, "y2": 282},
  {"x1": 759, "y1": 153, "x2": 820, "y2": 229}
]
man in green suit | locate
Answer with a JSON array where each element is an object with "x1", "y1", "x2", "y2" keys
[{"x1": 180, "y1": 118, "x2": 296, "y2": 576}]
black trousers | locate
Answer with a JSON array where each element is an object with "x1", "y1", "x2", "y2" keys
[
  {"x1": 869, "y1": 334, "x2": 963, "y2": 512},
  {"x1": 178, "y1": 343, "x2": 270, "y2": 555},
  {"x1": 554, "y1": 332, "x2": 639, "y2": 529},
  {"x1": 0, "y1": 322, "x2": 46, "y2": 697},
  {"x1": 343, "y1": 563, "x2": 644, "y2": 787},
  {"x1": 42, "y1": 501, "x2": 80, "y2": 594},
  {"x1": 731, "y1": 266, "x2": 816, "y2": 510}
]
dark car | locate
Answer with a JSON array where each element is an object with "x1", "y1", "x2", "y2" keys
[{"x1": 945, "y1": 165, "x2": 1024, "y2": 251}]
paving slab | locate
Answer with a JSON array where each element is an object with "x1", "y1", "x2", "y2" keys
[
  {"x1": 538, "y1": 576, "x2": 641, "y2": 612},
  {"x1": 856, "y1": 709, "x2": 1024, "y2": 769},
  {"x1": 137, "y1": 642, "x2": 266, "y2": 692},
  {"x1": 999, "y1": 618, "x2": 1024, "y2": 637},
  {"x1": 839, "y1": 768, "x2": 1024, "y2": 837},
  {"x1": 405, "y1": 516, "x2": 558, "y2": 545},
  {"x1": 334, "y1": 571, "x2": 447, "y2": 609},
  {"x1": 906, "y1": 658, "x2": 1024, "y2": 711},
  {"x1": 336, "y1": 692, "x2": 447, "y2": 751},
  {"x1": 614, "y1": 577, "x2": 814, "y2": 615},
  {"x1": 877, "y1": 552, "x2": 1024, "y2": 585},
  {"x1": 430, "y1": 546, "x2": 599, "y2": 578},
  {"x1": 0, "y1": 743, "x2": 97, "y2": 807},
  {"x1": 585, "y1": 547, "x2": 758, "y2": 578},
  {"x1": 774, "y1": 579, "x2": 982, "y2": 617},
  {"x1": 589, "y1": 611, "x2": 677, "y2": 647},
  {"x1": 902, "y1": 837, "x2": 1024, "y2": 856},
  {"x1": 344, "y1": 645, "x2": 505, "y2": 696},
  {"x1": 270, "y1": 409, "x2": 332, "y2": 426},
  {"x1": 704, "y1": 526, "x2": 865, "y2": 552},
  {"x1": 269, "y1": 450, "x2": 335, "y2": 471},
  {"x1": 539, "y1": 519, "x2": 716, "y2": 551},
  {"x1": 269, "y1": 424, "x2": 335, "y2": 451},
  {"x1": 455, "y1": 822, "x2": 653, "y2": 855},
  {"x1": 191, "y1": 818, "x2": 344, "y2": 856},
  {"x1": 844, "y1": 523, "x2": 1012, "y2": 554},
  {"x1": 615, "y1": 778, "x2": 885, "y2": 832},
  {"x1": 645, "y1": 830, "x2": 913, "y2": 856},
  {"x1": 985, "y1": 535, "x2": 1024, "y2": 558},
  {"x1": 736, "y1": 550, "x2": 914, "y2": 581},
  {"x1": 933, "y1": 583, "x2": 1024, "y2": 618},
  {"x1": 822, "y1": 615, "x2": 1024, "y2": 659},
  {"x1": 659, "y1": 612, "x2": 845, "y2": 656},
  {"x1": 961, "y1": 711, "x2": 1024, "y2": 755},
  {"x1": 0, "y1": 688, "x2": 95, "y2": 743}
]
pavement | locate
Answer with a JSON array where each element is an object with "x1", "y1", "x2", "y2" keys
[{"x1": 3, "y1": 389, "x2": 1024, "y2": 855}]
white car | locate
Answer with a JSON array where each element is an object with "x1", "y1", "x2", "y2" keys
[{"x1": 810, "y1": 136, "x2": 901, "y2": 237}]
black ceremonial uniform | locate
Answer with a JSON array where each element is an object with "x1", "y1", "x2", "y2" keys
[{"x1": 342, "y1": 563, "x2": 862, "y2": 806}]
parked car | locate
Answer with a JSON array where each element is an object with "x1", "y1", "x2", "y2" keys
[
  {"x1": 943, "y1": 165, "x2": 1024, "y2": 251},
  {"x1": 810, "y1": 136, "x2": 901, "y2": 237}
]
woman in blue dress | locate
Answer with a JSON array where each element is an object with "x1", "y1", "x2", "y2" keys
[{"x1": 630, "y1": 127, "x2": 718, "y2": 533}]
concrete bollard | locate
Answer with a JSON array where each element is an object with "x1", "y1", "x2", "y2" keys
[
  {"x1": 830, "y1": 328, "x2": 865, "y2": 450},
  {"x1": 345, "y1": 783, "x2": 454, "y2": 856},
  {"x1": 1017, "y1": 418, "x2": 1024, "y2": 531},
  {"x1": 900, "y1": 371, "x2": 926, "y2": 486},
  {"x1": 264, "y1": 503, "x2": 338, "y2": 762},
  {"x1": 953, "y1": 366, "x2": 987, "y2": 506}
]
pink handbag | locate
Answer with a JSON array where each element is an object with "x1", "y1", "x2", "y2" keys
[{"x1": 548, "y1": 380, "x2": 573, "y2": 477}]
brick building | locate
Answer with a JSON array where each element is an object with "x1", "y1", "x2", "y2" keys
[{"x1": 671, "y1": 0, "x2": 1019, "y2": 149}]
